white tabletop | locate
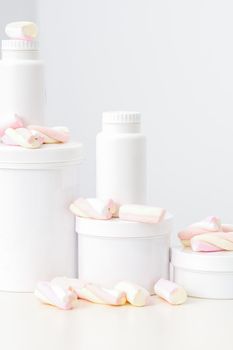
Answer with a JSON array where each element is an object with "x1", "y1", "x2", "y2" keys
[{"x1": 0, "y1": 292, "x2": 232, "y2": 350}]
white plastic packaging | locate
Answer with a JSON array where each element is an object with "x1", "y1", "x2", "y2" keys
[
  {"x1": 96, "y1": 111, "x2": 146, "y2": 205},
  {"x1": 0, "y1": 38, "x2": 45, "y2": 125},
  {"x1": 76, "y1": 214, "x2": 172, "y2": 294},
  {"x1": 171, "y1": 247, "x2": 233, "y2": 299},
  {"x1": 0, "y1": 142, "x2": 83, "y2": 292}
]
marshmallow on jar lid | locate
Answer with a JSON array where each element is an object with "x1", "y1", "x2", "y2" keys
[
  {"x1": 154, "y1": 279, "x2": 187, "y2": 305},
  {"x1": 114, "y1": 281, "x2": 150, "y2": 306},
  {"x1": 119, "y1": 204, "x2": 166, "y2": 224},
  {"x1": 5, "y1": 21, "x2": 38, "y2": 40}
]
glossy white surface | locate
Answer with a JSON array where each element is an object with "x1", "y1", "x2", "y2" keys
[{"x1": 0, "y1": 292, "x2": 232, "y2": 350}]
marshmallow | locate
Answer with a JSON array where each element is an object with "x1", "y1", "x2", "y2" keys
[
  {"x1": 119, "y1": 204, "x2": 166, "y2": 224},
  {"x1": 191, "y1": 232, "x2": 233, "y2": 252},
  {"x1": 222, "y1": 224, "x2": 233, "y2": 233},
  {"x1": 51, "y1": 276, "x2": 85, "y2": 295},
  {"x1": 3, "y1": 128, "x2": 43, "y2": 148},
  {"x1": 51, "y1": 277, "x2": 126, "y2": 306},
  {"x1": 0, "y1": 114, "x2": 24, "y2": 137},
  {"x1": 70, "y1": 198, "x2": 117, "y2": 220},
  {"x1": 154, "y1": 279, "x2": 187, "y2": 305},
  {"x1": 178, "y1": 216, "x2": 221, "y2": 247},
  {"x1": 5, "y1": 21, "x2": 38, "y2": 40},
  {"x1": 114, "y1": 281, "x2": 150, "y2": 306},
  {"x1": 34, "y1": 281, "x2": 77, "y2": 310},
  {"x1": 77, "y1": 283, "x2": 126, "y2": 306},
  {"x1": 28, "y1": 125, "x2": 69, "y2": 143}
]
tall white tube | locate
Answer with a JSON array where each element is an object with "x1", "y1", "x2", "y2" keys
[{"x1": 96, "y1": 111, "x2": 147, "y2": 206}]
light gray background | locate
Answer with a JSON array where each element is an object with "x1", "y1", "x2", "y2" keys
[{"x1": 2, "y1": 0, "x2": 233, "y2": 233}]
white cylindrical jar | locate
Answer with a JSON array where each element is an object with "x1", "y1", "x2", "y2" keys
[
  {"x1": 76, "y1": 214, "x2": 172, "y2": 294},
  {"x1": 96, "y1": 111, "x2": 146, "y2": 206},
  {"x1": 171, "y1": 247, "x2": 233, "y2": 299},
  {"x1": 0, "y1": 39, "x2": 45, "y2": 125},
  {"x1": 0, "y1": 142, "x2": 83, "y2": 292}
]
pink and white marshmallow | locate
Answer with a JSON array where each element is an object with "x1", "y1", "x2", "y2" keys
[
  {"x1": 28, "y1": 125, "x2": 69, "y2": 143},
  {"x1": 2, "y1": 128, "x2": 43, "y2": 148},
  {"x1": 5, "y1": 21, "x2": 38, "y2": 40},
  {"x1": 34, "y1": 281, "x2": 77, "y2": 310},
  {"x1": 51, "y1": 277, "x2": 126, "y2": 306},
  {"x1": 0, "y1": 114, "x2": 24, "y2": 137},
  {"x1": 178, "y1": 216, "x2": 222, "y2": 247},
  {"x1": 119, "y1": 204, "x2": 166, "y2": 224},
  {"x1": 191, "y1": 232, "x2": 233, "y2": 252},
  {"x1": 77, "y1": 283, "x2": 126, "y2": 306},
  {"x1": 154, "y1": 279, "x2": 187, "y2": 305},
  {"x1": 70, "y1": 198, "x2": 117, "y2": 220},
  {"x1": 114, "y1": 281, "x2": 150, "y2": 306}
]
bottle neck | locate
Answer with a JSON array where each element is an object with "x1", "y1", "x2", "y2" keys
[
  {"x1": 102, "y1": 123, "x2": 141, "y2": 134},
  {"x1": 1, "y1": 50, "x2": 39, "y2": 60}
]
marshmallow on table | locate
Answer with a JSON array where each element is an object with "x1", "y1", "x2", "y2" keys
[
  {"x1": 119, "y1": 204, "x2": 166, "y2": 224},
  {"x1": 51, "y1": 277, "x2": 126, "y2": 306},
  {"x1": 178, "y1": 216, "x2": 221, "y2": 247},
  {"x1": 114, "y1": 281, "x2": 150, "y2": 306},
  {"x1": 191, "y1": 232, "x2": 233, "y2": 252},
  {"x1": 2, "y1": 128, "x2": 43, "y2": 148},
  {"x1": 34, "y1": 281, "x2": 77, "y2": 310},
  {"x1": 0, "y1": 114, "x2": 24, "y2": 137},
  {"x1": 70, "y1": 198, "x2": 117, "y2": 220},
  {"x1": 5, "y1": 21, "x2": 38, "y2": 40},
  {"x1": 28, "y1": 125, "x2": 69, "y2": 143},
  {"x1": 154, "y1": 279, "x2": 187, "y2": 305},
  {"x1": 51, "y1": 276, "x2": 85, "y2": 295},
  {"x1": 77, "y1": 283, "x2": 126, "y2": 306}
]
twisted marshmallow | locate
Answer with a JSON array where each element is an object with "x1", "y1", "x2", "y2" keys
[
  {"x1": 5, "y1": 21, "x2": 38, "y2": 40},
  {"x1": 154, "y1": 279, "x2": 187, "y2": 305},
  {"x1": 178, "y1": 216, "x2": 221, "y2": 247},
  {"x1": 51, "y1": 277, "x2": 126, "y2": 306},
  {"x1": 28, "y1": 125, "x2": 69, "y2": 143},
  {"x1": 70, "y1": 198, "x2": 117, "y2": 220},
  {"x1": 115, "y1": 281, "x2": 150, "y2": 306},
  {"x1": 119, "y1": 204, "x2": 166, "y2": 224},
  {"x1": 34, "y1": 281, "x2": 77, "y2": 310},
  {"x1": 0, "y1": 114, "x2": 24, "y2": 137},
  {"x1": 2, "y1": 128, "x2": 43, "y2": 148},
  {"x1": 191, "y1": 232, "x2": 233, "y2": 252}
]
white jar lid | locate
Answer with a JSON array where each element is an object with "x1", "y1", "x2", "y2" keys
[
  {"x1": 76, "y1": 213, "x2": 173, "y2": 238},
  {"x1": 102, "y1": 111, "x2": 141, "y2": 124},
  {"x1": 2, "y1": 39, "x2": 39, "y2": 51},
  {"x1": 171, "y1": 246, "x2": 233, "y2": 272},
  {"x1": 0, "y1": 142, "x2": 84, "y2": 169}
]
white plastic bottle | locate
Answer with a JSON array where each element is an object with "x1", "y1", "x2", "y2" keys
[
  {"x1": 0, "y1": 38, "x2": 45, "y2": 125},
  {"x1": 96, "y1": 111, "x2": 147, "y2": 205}
]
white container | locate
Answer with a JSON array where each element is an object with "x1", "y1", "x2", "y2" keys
[
  {"x1": 0, "y1": 39, "x2": 45, "y2": 125},
  {"x1": 76, "y1": 214, "x2": 172, "y2": 294},
  {"x1": 171, "y1": 247, "x2": 233, "y2": 299},
  {"x1": 0, "y1": 142, "x2": 83, "y2": 292},
  {"x1": 96, "y1": 111, "x2": 146, "y2": 205}
]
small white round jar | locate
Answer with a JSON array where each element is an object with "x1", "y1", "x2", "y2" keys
[
  {"x1": 171, "y1": 247, "x2": 233, "y2": 299},
  {"x1": 76, "y1": 214, "x2": 172, "y2": 294},
  {"x1": 96, "y1": 111, "x2": 146, "y2": 206}
]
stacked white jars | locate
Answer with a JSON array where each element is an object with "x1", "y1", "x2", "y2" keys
[
  {"x1": 76, "y1": 111, "x2": 172, "y2": 294},
  {"x1": 96, "y1": 111, "x2": 147, "y2": 205},
  {"x1": 0, "y1": 27, "x2": 84, "y2": 291}
]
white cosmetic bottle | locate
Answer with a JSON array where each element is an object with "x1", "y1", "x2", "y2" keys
[
  {"x1": 96, "y1": 111, "x2": 147, "y2": 206},
  {"x1": 0, "y1": 38, "x2": 45, "y2": 125}
]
